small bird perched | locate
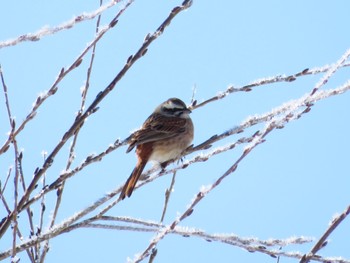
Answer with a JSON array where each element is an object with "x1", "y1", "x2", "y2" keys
[{"x1": 120, "y1": 98, "x2": 194, "y2": 200}]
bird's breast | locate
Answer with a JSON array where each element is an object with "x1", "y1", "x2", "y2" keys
[{"x1": 149, "y1": 120, "x2": 193, "y2": 163}]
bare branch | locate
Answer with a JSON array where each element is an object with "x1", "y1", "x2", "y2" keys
[
  {"x1": 300, "y1": 205, "x2": 350, "y2": 263},
  {"x1": 0, "y1": 0, "x2": 123, "y2": 49},
  {"x1": 160, "y1": 170, "x2": 177, "y2": 223},
  {"x1": 0, "y1": 65, "x2": 13, "y2": 123},
  {"x1": 191, "y1": 62, "x2": 350, "y2": 111}
]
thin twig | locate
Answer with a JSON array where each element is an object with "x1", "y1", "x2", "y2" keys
[
  {"x1": 0, "y1": 168, "x2": 12, "y2": 213},
  {"x1": 1, "y1": 65, "x2": 20, "y2": 261},
  {"x1": 11, "y1": 137, "x2": 20, "y2": 261},
  {"x1": 0, "y1": 0, "x2": 123, "y2": 49},
  {"x1": 37, "y1": 152, "x2": 47, "y2": 263},
  {"x1": 0, "y1": 65, "x2": 12, "y2": 122},
  {"x1": 300, "y1": 205, "x2": 350, "y2": 263},
  {"x1": 190, "y1": 62, "x2": 350, "y2": 111},
  {"x1": 17, "y1": 151, "x2": 36, "y2": 263},
  {"x1": 309, "y1": 49, "x2": 350, "y2": 96},
  {"x1": 160, "y1": 171, "x2": 177, "y2": 223},
  {"x1": 148, "y1": 248, "x2": 158, "y2": 263},
  {"x1": 2, "y1": 70, "x2": 36, "y2": 261}
]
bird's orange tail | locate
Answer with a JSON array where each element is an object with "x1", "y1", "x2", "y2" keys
[{"x1": 120, "y1": 161, "x2": 147, "y2": 200}]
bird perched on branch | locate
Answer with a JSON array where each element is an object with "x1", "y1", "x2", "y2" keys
[{"x1": 120, "y1": 98, "x2": 194, "y2": 200}]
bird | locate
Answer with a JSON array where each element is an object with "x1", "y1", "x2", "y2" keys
[{"x1": 120, "y1": 98, "x2": 194, "y2": 200}]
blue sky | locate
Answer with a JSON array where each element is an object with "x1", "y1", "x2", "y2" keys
[{"x1": 1, "y1": 1, "x2": 350, "y2": 262}]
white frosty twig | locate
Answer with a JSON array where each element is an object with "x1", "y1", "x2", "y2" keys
[{"x1": 0, "y1": 0, "x2": 124, "y2": 48}]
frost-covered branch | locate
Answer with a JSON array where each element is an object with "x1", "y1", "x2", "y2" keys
[
  {"x1": 300, "y1": 205, "x2": 350, "y2": 263},
  {"x1": 192, "y1": 61, "x2": 350, "y2": 111},
  {"x1": 0, "y1": 0, "x2": 124, "y2": 49}
]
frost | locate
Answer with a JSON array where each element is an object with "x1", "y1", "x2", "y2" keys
[
  {"x1": 80, "y1": 84, "x2": 86, "y2": 95},
  {"x1": 216, "y1": 91, "x2": 226, "y2": 98},
  {"x1": 249, "y1": 74, "x2": 286, "y2": 85},
  {"x1": 199, "y1": 184, "x2": 211, "y2": 193},
  {"x1": 60, "y1": 169, "x2": 71, "y2": 176},
  {"x1": 329, "y1": 213, "x2": 340, "y2": 226},
  {"x1": 175, "y1": 225, "x2": 199, "y2": 234},
  {"x1": 41, "y1": 150, "x2": 48, "y2": 158},
  {"x1": 0, "y1": 0, "x2": 119, "y2": 48},
  {"x1": 36, "y1": 25, "x2": 50, "y2": 38},
  {"x1": 243, "y1": 135, "x2": 262, "y2": 152},
  {"x1": 11, "y1": 256, "x2": 20, "y2": 263}
]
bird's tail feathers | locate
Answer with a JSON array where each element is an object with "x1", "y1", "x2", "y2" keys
[{"x1": 120, "y1": 161, "x2": 147, "y2": 200}]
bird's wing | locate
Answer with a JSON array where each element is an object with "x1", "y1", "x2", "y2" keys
[{"x1": 126, "y1": 113, "x2": 188, "y2": 152}]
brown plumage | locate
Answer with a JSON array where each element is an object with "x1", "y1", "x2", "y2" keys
[
  {"x1": 120, "y1": 142, "x2": 151, "y2": 199},
  {"x1": 119, "y1": 98, "x2": 194, "y2": 200}
]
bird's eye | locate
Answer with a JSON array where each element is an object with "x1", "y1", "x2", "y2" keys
[{"x1": 162, "y1": 106, "x2": 183, "y2": 116}]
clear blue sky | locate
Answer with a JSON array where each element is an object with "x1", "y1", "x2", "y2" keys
[{"x1": 1, "y1": 1, "x2": 350, "y2": 262}]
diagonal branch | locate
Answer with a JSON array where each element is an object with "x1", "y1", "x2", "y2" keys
[
  {"x1": 0, "y1": 0, "x2": 123, "y2": 49},
  {"x1": 300, "y1": 205, "x2": 350, "y2": 263},
  {"x1": 191, "y1": 62, "x2": 350, "y2": 111}
]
